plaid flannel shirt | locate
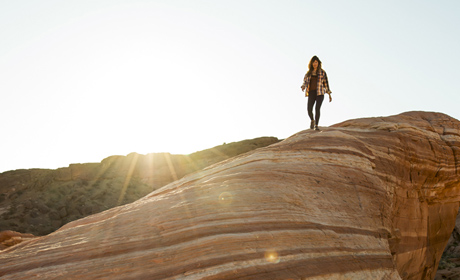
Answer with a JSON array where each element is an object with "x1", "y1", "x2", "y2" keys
[{"x1": 302, "y1": 69, "x2": 331, "y2": 97}]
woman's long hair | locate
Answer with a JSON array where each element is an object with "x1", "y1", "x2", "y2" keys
[{"x1": 306, "y1": 56, "x2": 322, "y2": 77}]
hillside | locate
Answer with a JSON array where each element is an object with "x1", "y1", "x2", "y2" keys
[{"x1": 0, "y1": 137, "x2": 280, "y2": 236}]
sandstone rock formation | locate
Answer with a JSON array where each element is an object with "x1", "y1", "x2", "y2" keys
[
  {"x1": 0, "y1": 231, "x2": 36, "y2": 251},
  {"x1": 0, "y1": 112, "x2": 459, "y2": 279},
  {"x1": 0, "y1": 137, "x2": 279, "y2": 236}
]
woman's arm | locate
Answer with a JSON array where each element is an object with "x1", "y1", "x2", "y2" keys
[
  {"x1": 323, "y1": 71, "x2": 332, "y2": 102},
  {"x1": 301, "y1": 73, "x2": 309, "y2": 94},
  {"x1": 323, "y1": 71, "x2": 331, "y2": 94}
]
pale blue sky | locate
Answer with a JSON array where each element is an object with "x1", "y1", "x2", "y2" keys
[{"x1": 1, "y1": 0, "x2": 459, "y2": 173}]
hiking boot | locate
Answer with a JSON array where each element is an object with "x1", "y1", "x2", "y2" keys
[
  {"x1": 310, "y1": 120, "x2": 315, "y2": 129},
  {"x1": 315, "y1": 125, "x2": 321, "y2": 131}
]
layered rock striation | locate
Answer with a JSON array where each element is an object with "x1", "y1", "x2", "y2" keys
[{"x1": 1, "y1": 112, "x2": 459, "y2": 279}]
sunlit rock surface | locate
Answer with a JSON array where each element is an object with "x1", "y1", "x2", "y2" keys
[
  {"x1": 1, "y1": 111, "x2": 459, "y2": 280},
  {"x1": 0, "y1": 231, "x2": 36, "y2": 251},
  {"x1": 0, "y1": 137, "x2": 280, "y2": 236}
]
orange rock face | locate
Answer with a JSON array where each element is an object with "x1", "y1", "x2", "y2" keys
[
  {"x1": 0, "y1": 111, "x2": 459, "y2": 280},
  {"x1": 0, "y1": 231, "x2": 36, "y2": 251}
]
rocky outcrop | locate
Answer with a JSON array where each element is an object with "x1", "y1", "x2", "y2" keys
[
  {"x1": 0, "y1": 137, "x2": 280, "y2": 236},
  {"x1": 0, "y1": 231, "x2": 36, "y2": 251},
  {"x1": 0, "y1": 112, "x2": 459, "y2": 279}
]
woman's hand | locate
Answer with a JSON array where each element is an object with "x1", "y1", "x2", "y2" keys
[{"x1": 328, "y1": 94, "x2": 332, "y2": 102}]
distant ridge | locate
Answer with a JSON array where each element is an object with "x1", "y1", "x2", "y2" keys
[{"x1": 0, "y1": 137, "x2": 280, "y2": 236}]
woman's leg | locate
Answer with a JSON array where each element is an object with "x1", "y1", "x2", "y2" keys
[
  {"x1": 307, "y1": 90, "x2": 317, "y2": 122},
  {"x1": 315, "y1": 95, "x2": 325, "y2": 126}
]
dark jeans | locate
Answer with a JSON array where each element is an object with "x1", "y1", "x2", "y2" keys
[{"x1": 307, "y1": 90, "x2": 324, "y2": 126}]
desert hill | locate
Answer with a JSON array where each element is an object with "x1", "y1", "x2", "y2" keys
[
  {"x1": 1, "y1": 111, "x2": 459, "y2": 279},
  {"x1": 0, "y1": 137, "x2": 280, "y2": 236}
]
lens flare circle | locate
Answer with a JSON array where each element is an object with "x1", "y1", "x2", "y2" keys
[
  {"x1": 218, "y1": 191, "x2": 233, "y2": 205},
  {"x1": 264, "y1": 250, "x2": 280, "y2": 263}
]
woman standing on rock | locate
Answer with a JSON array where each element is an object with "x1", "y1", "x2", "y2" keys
[{"x1": 301, "y1": 56, "x2": 332, "y2": 130}]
